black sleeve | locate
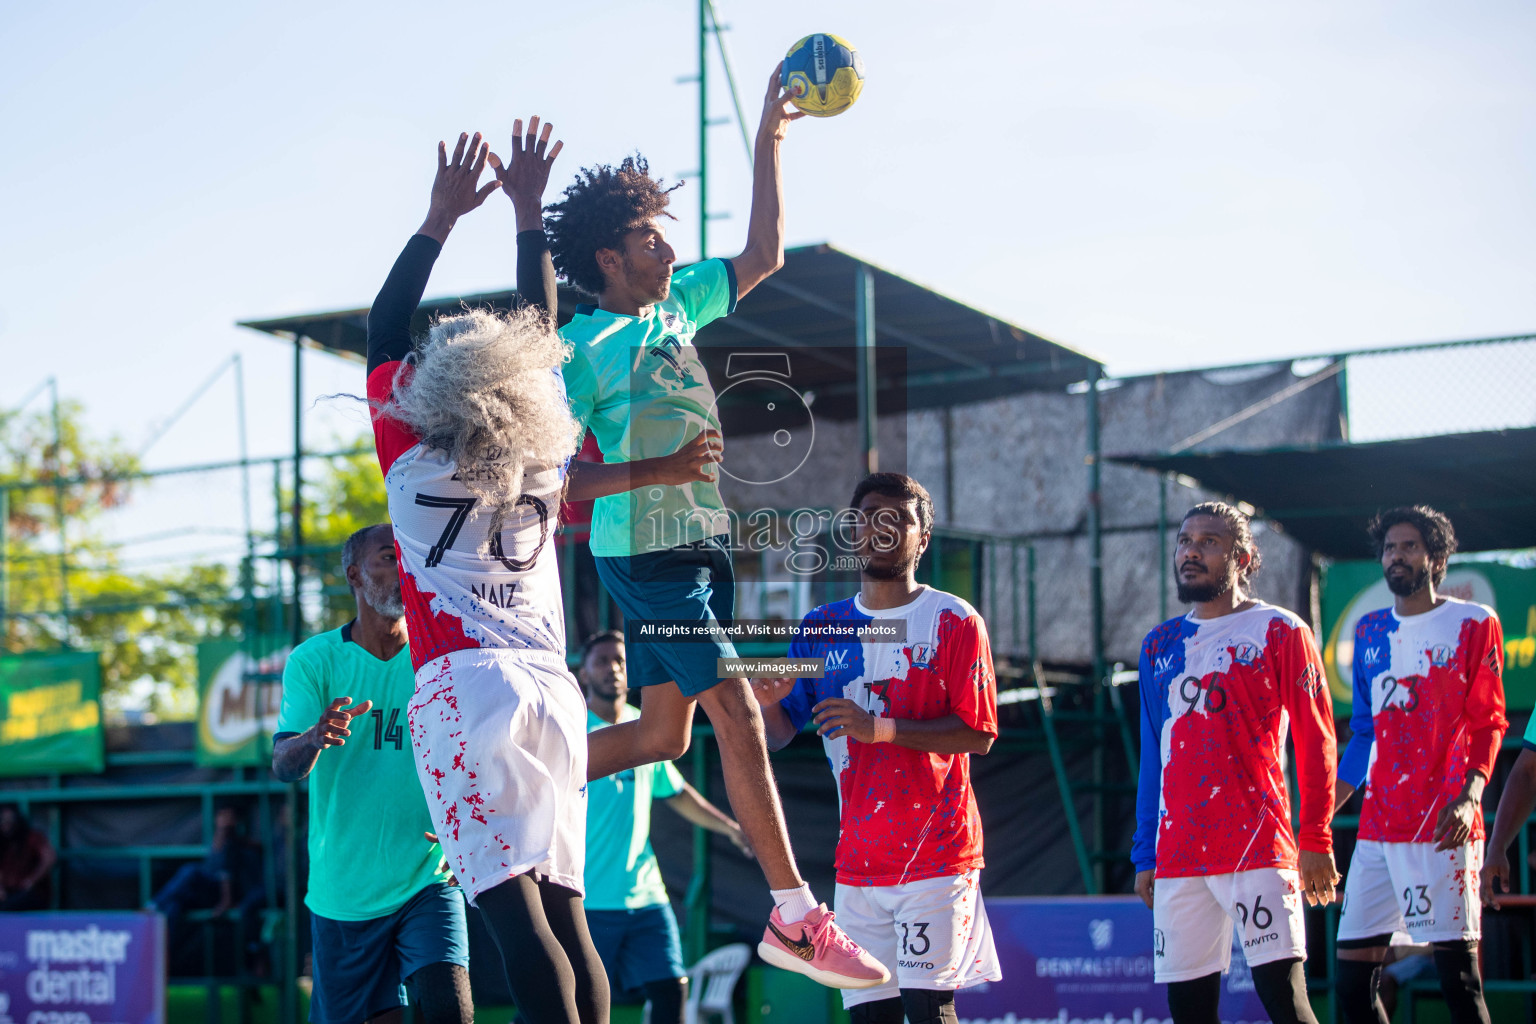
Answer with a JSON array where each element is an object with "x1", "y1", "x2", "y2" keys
[
  {"x1": 366, "y1": 233, "x2": 444, "y2": 374},
  {"x1": 515, "y1": 228, "x2": 558, "y2": 322}
]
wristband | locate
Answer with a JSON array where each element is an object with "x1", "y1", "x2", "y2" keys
[{"x1": 871, "y1": 716, "x2": 896, "y2": 744}]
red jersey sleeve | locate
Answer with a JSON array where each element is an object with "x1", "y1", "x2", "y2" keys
[
  {"x1": 1463, "y1": 614, "x2": 1507, "y2": 782},
  {"x1": 1274, "y1": 618, "x2": 1337, "y2": 856},
  {"x1": 940, "y1": 612, "x2": 999, "y2": 738},
  {"x1": 368, "y1": 360, "x2": 420, "y2": 474}
]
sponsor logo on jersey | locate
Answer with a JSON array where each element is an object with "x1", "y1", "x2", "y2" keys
[
  {"x1": 1153, "y1": 928, "x2": 1166, "y2": 957},
  {"x1": 1233, "y1": 642, "x2": 1261, "y2": 666},
  {"x1": 908, "y1": 643, "x2": 936, "y2": 669},
  {"x1": 826, "y1": 649, "x2": 849, "y2": 670},
  {"x1": 1486, "y1": 645, "x2": 1502, "y2": 677},
  {"x1": 1155, "y1": 655, "x2": 1175, "y2": 675},
  {"x1": 1297, "y1": 662, "x2": 1324, "y2": 697},
  {"x1": 1429, "y1": 644, "x2": 1452, "y2": 667},
  {"x1": 1363, "y1": 645, "x2": 1383, "y2": 665},
  {"x1": 1243, "y1": 931, "x2": 1280, "y2": 949}
]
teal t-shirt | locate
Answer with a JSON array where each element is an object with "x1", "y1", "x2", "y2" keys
[
  {"x1": 560, "y1": 258, "x2": 738, "y2": 556},
  {"x1": 583, "y1": 703, "x2": 686, "y2": 910},
  {"x1": 276, "y1": 626, "x2": 448, "y2": 921}
]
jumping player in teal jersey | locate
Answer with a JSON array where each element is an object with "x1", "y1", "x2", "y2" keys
[
  {"x1": 512, "y1": 65, "x2": 887, "y2": 990},
  {"x1": 273, "y1": 524, "x2": 471, "y2": 1024}
]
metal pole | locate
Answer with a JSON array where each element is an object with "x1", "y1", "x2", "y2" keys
[
  {"x1": 1010, "y1": 541, "x2": 1020, "y2": 659},
  {"x1": 1085, "y1": 367, "x2": 1105, "y2": 683},
  {"x1": 686, "y1": 736, "x2": 712, "y2": 964},
  {"x1": 284, "y1": 340, "x2": 303, "y2": 1024},
  {"x1": 1336, "y1": 356, "x2": 1350, "y2": 441},
  {"x1": 1027, "y1": 544, "x2": 1038, "y2": 665},
  {"x1": 291, "y1": 337, "x2": 305, "y2": 646},
  {"x1": 48, "y1": 379, "x2": 72, "y2": 645},
  {"x1": 1158, "y1": 473, "x2": 1169, "y2": 622},
  {"x1": 698, "y1": 0, "x2": 708, "y2": 261},
  {"x1": 854, "y1": 264, "x2": 877, "y2": 474},
  {"x1": 0, "y1": 487, "x2": 8, "y2": 637}
]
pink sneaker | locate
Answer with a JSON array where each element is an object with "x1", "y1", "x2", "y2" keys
[{"x1": 757, "y1": 904, "x2": 890, "y2": 989}]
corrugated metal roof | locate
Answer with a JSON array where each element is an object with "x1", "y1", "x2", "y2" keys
[{"x1": 239, "y1": 242, "x2": 1101, "y2": 418}]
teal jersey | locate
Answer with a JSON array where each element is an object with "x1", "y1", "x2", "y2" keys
[
  {"x1": 560, "y1": 258, "x2": 737, "y2": 556},
  {"x1": 276, "y1": 626, "x2": 448, "y2": 921},
  {"x1": 583, "y1": 703, "x2": 686, "y2": 910}
]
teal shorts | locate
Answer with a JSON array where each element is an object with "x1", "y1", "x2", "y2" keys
[
  {"x1": 594, "y1": 536, "x2": 738, "y2": 698},
  {"x1": 308, "y1": 882, "x2": 468, "y2": 1023}
]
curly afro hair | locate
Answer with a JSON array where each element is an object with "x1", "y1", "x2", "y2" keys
[
  {"x1": 1368, "y1": 505, "x2": 1457, "y2": 585},
  {"x1": 545, "y1": 154, "x2": 682, "y2": 296}
]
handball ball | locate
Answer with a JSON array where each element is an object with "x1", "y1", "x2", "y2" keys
[{"x1": 782, "y1": 33, "x2": 865, "y2": 117}]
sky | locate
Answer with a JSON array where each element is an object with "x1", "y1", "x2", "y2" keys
[{"x1": 1, "y1": 0, "x2": 1533, "y2": 554}]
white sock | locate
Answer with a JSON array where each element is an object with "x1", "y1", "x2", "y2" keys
[{"x1": 771, "y1": 884, "x2": 817, "y2": 924}]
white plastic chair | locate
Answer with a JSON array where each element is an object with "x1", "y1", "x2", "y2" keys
[{"x1": 683, "y1": 942, "x2": 752, "y2": 1024}]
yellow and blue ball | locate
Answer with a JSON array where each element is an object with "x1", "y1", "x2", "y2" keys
[{"x1": 782, "y1": 33, "x2": 865, "y2": 118}]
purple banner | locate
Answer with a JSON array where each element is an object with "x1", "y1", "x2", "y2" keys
[
  {"x1": 0, "y1": 912, "x2": 164, "y2": 1024},
  {"x1": 955, "y1": 896, "x2": 1269, "y2": 1024}
]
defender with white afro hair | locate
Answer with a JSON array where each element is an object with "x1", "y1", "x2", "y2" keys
[{"x1": 384, "y1": 304, "x2": 579, "y2": 537}]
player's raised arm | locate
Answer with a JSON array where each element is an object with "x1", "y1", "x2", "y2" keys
[
  {"x1": 731, "y1": 62, "x2": 803, "y2": 300},
  {"x1": 367, "y1": 132, "x2": 499, "y2": 375},
  {"x1": 490, "y1": 116, "x2": 564, "y2": 320}
]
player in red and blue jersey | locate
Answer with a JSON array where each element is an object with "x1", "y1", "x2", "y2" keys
[
  {"x1": 758, "y1": 474, "x2": 1000, "y2": 1024},
  {"x1": 1132, "y1": 502, "x2": 1337, "y2": 1024},
  {"x1": 1334, "y1": 506, "x2": 1505, "y2": 1024}
]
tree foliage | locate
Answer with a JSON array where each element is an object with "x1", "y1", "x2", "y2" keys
[
  {"x1": 2, "y1": 401, "x2": 237, "y2": 716},
  {"x1": 1, "y1": 397, "x2": 390, "y2": 716}
]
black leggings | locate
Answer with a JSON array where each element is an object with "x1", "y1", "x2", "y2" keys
[
  {"x1": 405, "y1": 962, "x2": 474, "y2": 1024},
  {"x1": 849, "y1": 990, "x2": 957, "y2": 1024},
  {"x1": 1166, "y1": 960, "x2": 1317, "y2": 1024},
  {"x1": 477, "y1": 874, "x2": 610, "y2": 1024},
  {"x1": 643, "y1": 978, "x2": 686, "y2": 1024}
]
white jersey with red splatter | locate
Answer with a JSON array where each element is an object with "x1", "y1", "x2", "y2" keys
[
  {"x1": 1131, "y1": 602, "x2": 1337, "y2": 879},
  {"x1": 783, "y1": 587, "x2": 999, "y2": 887},
  {"x1": 368, "y1": 361, "x2": 567, "y2": 670},
  {"x1": 1341, "y1": 598, "x2": 1506, "y2": 844}
]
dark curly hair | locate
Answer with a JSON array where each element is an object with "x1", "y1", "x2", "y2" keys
[
  {"x1": 1368, "y1": 505, "x2": 1457, "y2": 585},
  {"x1": 578, "y1": 629, "x2": 625, "y2": 664},
  {"x1": 850, "y1": 473, "x2": 935, "y2": 535},
  {"x1": 1182, "y1": 501, "x2": 1263, "y2": 582},
  {"x1": 545, "y1": 155, "x2": 682, "y2": 296}
]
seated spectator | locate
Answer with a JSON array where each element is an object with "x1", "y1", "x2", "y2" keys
[
  {"x1": 151, "y1": 803, "x2": 262, "y2": 929},
  {"x1": 0, "y1": 803, "x2": 56, "y2": 911}
]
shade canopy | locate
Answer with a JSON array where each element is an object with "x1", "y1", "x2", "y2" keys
[
  {"x1": 240, "y1": 242, "x2": 1101, "y2": 422},
  {"x1": 1108, "y1": 428, "x2": 1536, "y2": 558}
]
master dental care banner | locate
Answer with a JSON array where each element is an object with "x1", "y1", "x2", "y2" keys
[
  {"x1": 0, "y1": 912, "x2": 164, "y2": 1024},
  {"x1": 954, "y1": 897, "x2": 1266, "y2": 1024}
]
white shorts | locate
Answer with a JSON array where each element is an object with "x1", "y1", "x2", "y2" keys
[
  {"x1": 1152, "y1": 868, "x2": 1307, "y2": 983},
  {"x1": 408, "y1": 647, "x2": 587, "y2": 904},
  {"x1": 833, "y1": 870, "x2": 1002, "y2": 1009},
  {"x1": 1338, "y1": 839, "x2": 1482, "y2": 944}
]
